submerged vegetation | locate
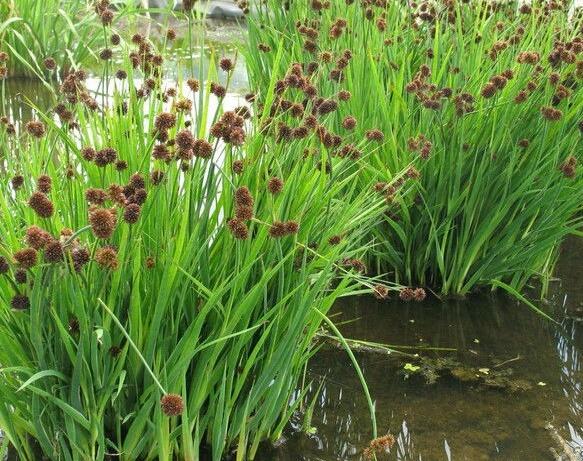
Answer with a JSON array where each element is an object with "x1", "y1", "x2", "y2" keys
[{"x1": 245, "y1": 0, "x2": 583, "y2": 295}]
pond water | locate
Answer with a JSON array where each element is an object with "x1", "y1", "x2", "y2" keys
[{"x1": 257, "y1": 236, "x2": 583, "y2": 460}]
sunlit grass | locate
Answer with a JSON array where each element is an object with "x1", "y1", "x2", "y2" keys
[{"x1": 244, "y1": 0, "x2": 583, "y2": 296}]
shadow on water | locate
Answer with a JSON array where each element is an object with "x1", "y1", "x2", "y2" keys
[{"x1": 259, "y1": 237, "x2": 583, "y2": 460}]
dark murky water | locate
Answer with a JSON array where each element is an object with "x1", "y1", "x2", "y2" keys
[
  {"x1": 257, "y1": 237, "x2": 583, "y2": 460},
  {"x1": 3, "y1": 73, "x2": 583, "y2": 460}
]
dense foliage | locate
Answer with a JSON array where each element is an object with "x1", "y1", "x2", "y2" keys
[{"x1": 245, "y1": 0, "x2": 583, "y2": 295}]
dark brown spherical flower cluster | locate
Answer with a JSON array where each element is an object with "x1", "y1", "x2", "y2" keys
[
  {"x1": 540, "y1": 106, "x2": 562, "y2": 121},
  {"x1": 25, "y1": 120, "x2": 46, "y2": 138},
  {"x1": 232, "y1": 160, "x2": 244, "y2": 175},
  {"x1": 44, "y1": 57, "x2": 56, "y2": 70},
  {"x1": 341, "y1": 258, "x2": 366, "y2": 274},
  {"x1": 11, "y1": 294, "x2": 30, "y2": 310},
  {"x1": 94, "y1": 147, "x2": 118, "y2": 167},
  {"x1": 155, "y1": 112, "x2": 176, "y2": 132},
  {"x1": 44, "y1": 240, "x2": 64, "y2": 263},
  {"x1": 0, "y1": 256, "x2": 9, "y2": 274},
  {"x1": 160, "y1": 394, "x2": 184, "y2": 416},
  {"x1": 399, "y1": 287, "x2": 426, "y2": 302},
  {"x1": 342, "y1": 116, "x2": 357, "y2": 130},
  {"x1": 25, "y1": 225, "x2": 52, "y2": 250},
  {"x1": 89, "y1": 208, "x2": 117, "y2": 239},
  {"x1": 560, "y1": 156, "x2": 577, "y2": 178},
  {"x1": 269, "y1": 220, "x2": 300, "y2": 238},
  {"x1": 328, "y1": 235, "x2": 342, "y2": 245},
  {"x1": 11, "y1": 174, "x2": 24, "y2": 190},
  {"x1": 267, "y1": 177, "x2": 284, "y2": 194},
  {"x1": 95, "y1": 247, "x2": 119, "y2": 270},
  {"x1": 227, "y1": 218, "x2": 249, "y2": 239},
  {"x1": 365, "y1": 129, "x2": 384, "y2": 142},
  {"x1": 123, "y1": 203, "x2": 141, "y2": 224},
  {"x1": 210, "y1": 111, "x2": 246, "y2": 146},
  {"x1": 37, "y1": 175, "x2": 52, "y2": 193},
  {"x1": 14, "y1": 248, "x2": 37, "y2": 269},
  {"x1": 220, "y1": 57, "x2": 234, "y2": 72},
  {"x1": 210, "y1": 82, "x2": 227, "y2": 98},
  {"x1": 29, "y1": 192, "x2": 54, "y2": 218},
  {"x1": 72, "y1": 247, "x2": 90, "y2": 272},
  {"x1": 373, "y1": 284, "x2": 389, "y2": 299}
]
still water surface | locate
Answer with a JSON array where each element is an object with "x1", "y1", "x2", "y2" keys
[{"x1": 259, "y1": 237, "x2": 583, "y2": 460}]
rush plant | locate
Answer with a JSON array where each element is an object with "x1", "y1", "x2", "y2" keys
[
  {"x1": 0, "y1": 7, "x2": 403, "y2": 460},
  {"x1": 0, "y1": 0, "x2": 135, "y2": 79},
  {"x1": 244, "y1": 0, "x2": 583, "y2": 296}
]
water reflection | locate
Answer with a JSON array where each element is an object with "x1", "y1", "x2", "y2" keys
[{"x1": 260, "y1": 237, "x2": 583, "y2": 460}]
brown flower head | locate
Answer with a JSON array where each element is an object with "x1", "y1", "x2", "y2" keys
[
  {"x1": 235, "y1": 186, "x2": 254, "y2": 208},
  {"x1": 95, "y1": 247, "x2": 119, "y2": 270},
  {"x1": 11, "y1": 175, "x2": 24, "y2": 190},
  {"x1": 399, "y1": 287, "x2": 415, "y2": 301},
  {"x1": 235, "y1": 205, "x2": 253, "y2": 221},
  {"x1": 267, "y1": 177, "x2": 284, "y2": 194},
  {"x1": 155, "y1": 112, "x2": 176, "y2": 132},
  {"x1": 36, "y1": 175, "x2": 52, "y2": 193},
  {"x1": 187, "y1": 78, "x2": 200, "y2": 92},
  {"x1": 14, "y1": 248, "x2": 37, "y2": 269},
  {"x1": 373, "y1": 284, "x2": 389, "y2": 299},
  {"x1": 95, "y1": 147, "x2": 117, "y2": 167},
  {"x1": 328, "y1": 235, "x2": 342, "y2": 245},
  {"x1": 151, "y1": 170, "x2": 165, "y2": 185},
  {"x1": 26, "y1": 120, "x2": 46, "y2": 138},
  {"x1": 81, "y1": 147, "x2": 96, "y2": 161},
  {"x1": 193, "y1": 139, "x2": 213, "y2": 159},
  {"x1": 44, "y1": 240, "x2": 64, "y2": 263},
  {"x1": 342, "y1": 116, "x2": 357, "y2": 130},
  {"x1": 72, "y1": 247, "x2": 90, "y2": 271},
  {"x1": 220, "y1": 57, "x2": 234, "y2": 72},
  {"x1": 123, "y1": 203, "x2": 141, "y2": 224},
  {"x1": 11, "y1": 294, "x2": 30, "y2": 310},
  {"x1": 161, "y1": 394, "x2": 184, "y2": 416},
  {"x1": 14, "y1": 269, "x2": 27, "y2": 284},
  {"x1": 89, "y1": 208, "x2": 117, "y2": 239},
  {"x1": 28, "y1": 192, "x2": 54, "y2": 218},
  {"x1": 232, "y1": 160, "x2": 244, "y2": 175},
  {"x1": 25, "y1": 225, "x2": 51, "y2": 250},
  {"x1": 366, "y1": 129, "x2": 384, "y2": 142},
  {"x1": 269, "y1": 221, "x2": 287, "y2": 238},
  {"x1": 43, "y1": 57, "x2": 56, "y2": 70},
  {"x1": 413, "y1": 288, "x2": 426, "y2": 302},
  {"x1": 227, "y1": 218, "x2": 249, "y2": 240}
]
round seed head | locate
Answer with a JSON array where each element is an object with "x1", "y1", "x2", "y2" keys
[
  {"x1": 14, "y1": 248, "x2": 37, "y2": 269},
  {"x1": 28, "y1": 192, "x2": 54, "y2": 218},
  {"x1": 161, "y1": 394, "x2": 184, "y2": 416},
  {"x1": 95, "y1": 247, "x2": 119, "y2": 270},
  {"x1": 11, "y1": 294, "x2": 30, "y2": 310},
  {"x1": 89, "y1": 208, "x2": 117, "y2": 239}
]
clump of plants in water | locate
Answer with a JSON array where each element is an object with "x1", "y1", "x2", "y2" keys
[
  {"x1": 0, "y1": 0, "x2": 136, "y2": 79},
  {"x1": 0, "y1": 2, "x2": 414, "y2": 459},
  {"x1": 244, "y1": 0, "x2": 583, "y2": 296}
]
